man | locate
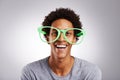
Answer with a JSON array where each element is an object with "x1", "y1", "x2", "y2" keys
[{"x1": 21, "y1": 8, "x2": 102, "y2": 80}]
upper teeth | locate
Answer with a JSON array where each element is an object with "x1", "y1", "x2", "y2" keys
[{"x1": 56, "y1": 45, "x2": 66, "y2": 48}]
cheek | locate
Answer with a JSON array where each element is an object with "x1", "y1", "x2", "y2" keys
[
  {"x1": 69, "y1": 36, "x2": 76, "y2": 41},
  {"x1": 50, "y1": 43, "x2": 54, "y2": 48}
]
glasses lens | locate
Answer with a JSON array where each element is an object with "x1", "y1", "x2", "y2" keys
[
  {"x1": 49, "y1": 27, "x2": 59, "y2": 43},
  {"x1": 38, "y1": 27, "x2": 59, "y2": 43},
  {"x1": 65, "y1": 29, "x2": 84, "y2": 44}
]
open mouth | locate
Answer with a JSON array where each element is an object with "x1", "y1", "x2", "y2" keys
[{"x1": 55, "y1": 44, "x2": 67, "y2": 49}]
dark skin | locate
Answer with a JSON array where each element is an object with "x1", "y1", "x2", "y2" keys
[{"x1": 48, "y1": 19, "x2": 76, "y2": 76}]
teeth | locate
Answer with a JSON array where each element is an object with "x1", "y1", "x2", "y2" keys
[{"x1": 56, "y1": 45, "x2": 66, "y2": 48}]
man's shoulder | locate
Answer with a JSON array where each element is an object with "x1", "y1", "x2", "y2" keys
[
  {"x1": 74, "y1": 57, "x2": 102, "y2": 77},
  {"x1": 75, "y1": 57, "x2": 100, "y2": 68},
  {"x1": 23, "y1": 57, "x2": 48, "y2": 71}
]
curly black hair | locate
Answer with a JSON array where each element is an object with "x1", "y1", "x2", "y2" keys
[
  {"x1": 42, "y1": 8, "x2": 82, "y2": 38},
  {"x1": 42, "y1": 8, "x2": 82, "y2": 29}
]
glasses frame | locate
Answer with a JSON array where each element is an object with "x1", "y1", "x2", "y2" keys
[{"x1": 38, "y1": 26, "x2": 85, "y2": 45}]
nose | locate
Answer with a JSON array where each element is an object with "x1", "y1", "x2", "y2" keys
[{"x1": 58, "y1": 32, "x2": 65, "y2": 41}]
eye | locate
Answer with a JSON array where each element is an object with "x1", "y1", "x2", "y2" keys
[
  {"x1": 51, "y1": 31, "x2": 58, "y2": 36},
  {"x1": 66, "y1": 32, "x2": 72, "y2": 36},
  {"x1": 50, "y1": 28, "x2": 58, "y2": 36}
]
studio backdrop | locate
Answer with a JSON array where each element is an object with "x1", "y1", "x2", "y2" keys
[{"x1": 0, "y1": 0, "x2": 120, "y2": 80}]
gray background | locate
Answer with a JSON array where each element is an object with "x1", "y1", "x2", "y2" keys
[{"x1": 0, "y1": 0, "x2": 120, "y2": 80}]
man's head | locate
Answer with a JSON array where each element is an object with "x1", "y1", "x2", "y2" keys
[
  {"x1": 40, "y1": 8, "x2": 83, "y2": 59},
  {"x1": 41, "y1": 8, "x2": 83, "y2": 43}
]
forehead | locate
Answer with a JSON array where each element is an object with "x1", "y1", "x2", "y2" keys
[{"x1": 51, "y1": 19, "x2": 73, "y2": 29}]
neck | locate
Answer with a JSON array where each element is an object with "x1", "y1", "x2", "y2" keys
[{"x1": 48, "y1": 56, "x2": 74, "y2": 76}]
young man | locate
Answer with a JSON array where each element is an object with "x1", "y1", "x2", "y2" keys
[{"x1": 21, "y1": 8, "x2": 102, "y2": 80}]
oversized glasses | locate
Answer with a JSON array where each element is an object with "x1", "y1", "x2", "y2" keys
[{"x1": 38, "y1": 26, "x2": 85, "y2": 45}]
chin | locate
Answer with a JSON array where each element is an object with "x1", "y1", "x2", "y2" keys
[{"x1": 55, "y1": 52, "x2": 68, "y2": 59}]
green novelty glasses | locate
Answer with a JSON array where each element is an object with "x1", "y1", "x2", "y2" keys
[{"x1": 38, "y1": 26, "x2": 85, "y2": 45}]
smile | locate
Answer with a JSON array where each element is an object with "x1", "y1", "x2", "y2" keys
[{"x1": 55, "y1": 44, "x2": 67, "y2": 49}]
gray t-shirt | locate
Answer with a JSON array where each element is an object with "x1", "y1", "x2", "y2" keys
[{"x1": 21, "y1": 57, "x2": 102, "y2": 80}]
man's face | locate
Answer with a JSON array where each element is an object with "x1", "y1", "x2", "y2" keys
[{"x1": 49, "y1": 19, "x2": 76, "y2": 59}]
